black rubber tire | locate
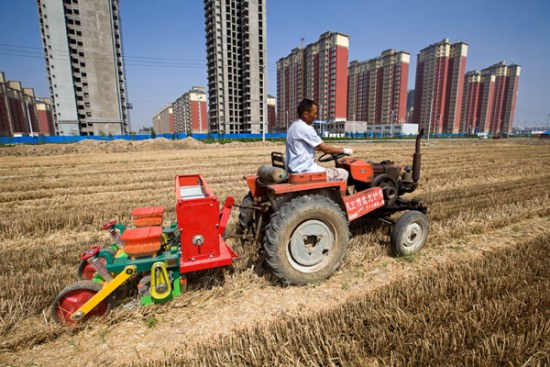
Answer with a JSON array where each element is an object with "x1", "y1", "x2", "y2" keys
[
  {"x1": 77, "y1": 248, "x2": 116, "y2": 280},
  {"x1": 236, "y1": 192, "x2": 254, "y2": 235},
  {"x1": 391, "y1": 210, "x2": 429, "y2": 256},
  {"x1": 51, "y1": 280, "x2": 112, "y2": 326},
  {"x1": 263, "y1": 194, "x2": 349, "y2": 285}
]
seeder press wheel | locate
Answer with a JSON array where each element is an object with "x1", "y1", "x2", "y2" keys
[{"x1": 51, "y1": 280, "x2": 111, "y2": 325}]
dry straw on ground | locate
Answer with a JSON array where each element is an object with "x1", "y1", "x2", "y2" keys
[
  {"x1": 155, "y1": 233, "x2": 550, "y2": 366},
  {"x1": 0, "y1": 137, "x2": 549, "y2": 366}
]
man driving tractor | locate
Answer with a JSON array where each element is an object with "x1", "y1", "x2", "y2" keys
[{"x1": 285, "y1": 98, "x2": 353, "y2": 181}]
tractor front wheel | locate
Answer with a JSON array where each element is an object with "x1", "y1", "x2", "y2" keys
[
  {"x1": 263, "y1": 195, "x2": 349, "y2": 285},
  {"x1": 51, "y1": 280, "x2": 111, "y2": 326},
  {"x1": 391, "y1": 210, "x2": 429, "y2": 256}
]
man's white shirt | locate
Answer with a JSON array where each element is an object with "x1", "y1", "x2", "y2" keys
[{"x1": 285, "y1": 119, "x2": 325, "y2": 173}]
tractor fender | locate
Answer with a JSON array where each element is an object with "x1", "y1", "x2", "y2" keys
[
  {"x1": 267, "y1": 187, "x2": 345, "y2": 215},
  {"x1": 244, "y1": 175, "x2": 268, "y2": 199}
]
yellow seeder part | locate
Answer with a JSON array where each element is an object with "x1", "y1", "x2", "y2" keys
[
  {"x1": 70, "y1": 265, "x2": 136, "y2": 322},
  {"x1": 150, "y1": 262, "x2": 172, "y2": 300}
]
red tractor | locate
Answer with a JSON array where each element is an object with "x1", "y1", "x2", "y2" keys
[
  {"x1": 237, "y1": 130, "x2": 428, "y2": 285},
  {"x1": 51, "y1": 131, "x2": 428, "y2": 325}
]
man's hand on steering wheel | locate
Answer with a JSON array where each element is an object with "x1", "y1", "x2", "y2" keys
[{"x1": 318, "y1": 148, "x2": 353, "y2": 163}]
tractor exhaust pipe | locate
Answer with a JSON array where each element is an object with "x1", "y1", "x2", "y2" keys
[
  {"x1": 400, "y1": 129, "x2": 423, "y2": 194},
  {"x1": 412, "y1": 128, "x2": 423, "y2": 183}
]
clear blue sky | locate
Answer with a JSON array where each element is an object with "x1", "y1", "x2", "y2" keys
[{"x1": 1, "y1": 0, "x2": 549, "y2": 130}]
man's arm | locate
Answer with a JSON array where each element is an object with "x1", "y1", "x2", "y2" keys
[
  {"x1": 315, "y1": 142, "x2": 352, "y2": 155},
  {"x1": 315, "y1": 142, "x2": 343, "y2": 154}
]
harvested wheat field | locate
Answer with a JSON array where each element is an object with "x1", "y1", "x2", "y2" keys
[{"x1": 1, "y1": 137, "x2": 549, "y2": 366}]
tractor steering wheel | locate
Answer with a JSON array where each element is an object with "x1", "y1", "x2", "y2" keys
[{"x1": 318, "y1": 152, "x2": 348, "y2": 163}]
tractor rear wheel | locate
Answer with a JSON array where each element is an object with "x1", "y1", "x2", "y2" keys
[
  {"x1": 236, "y1": 192, "x2": 255, "y2": 235},
  {"x1": 51, "y1": 280, "x2": 111, "y2": 326},
  {"x1": 391, "y1": 210, "x2": 429, "y2": 256},
  {"x1": 263, "y1": 194, "x2": 349, "y2": 285}
]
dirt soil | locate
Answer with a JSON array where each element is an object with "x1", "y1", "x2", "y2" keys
[
  {"x1": 1, "y1": 137, "x2": 548, "y2": 366},
  {"x1": 4, "y1": 217, "x2": 548, "y2": 366},
  {"x1": 0, "y1": 137, "x2": 281, "y2": 157}
]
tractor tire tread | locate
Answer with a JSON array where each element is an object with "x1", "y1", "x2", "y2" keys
[
  {"x1": 263, "y1": 194, "x2": 349, "y2": 285},
  {"x1": 236, "y1": 192, "x2": 254, "y2": 234}
]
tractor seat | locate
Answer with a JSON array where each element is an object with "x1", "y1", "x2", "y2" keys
[
  {"x1": 288, "y1": 171, "x2": 327, "y2": 183},
  {"x1": 260, "y1": 152, "x2": 327, "y2": 184}
]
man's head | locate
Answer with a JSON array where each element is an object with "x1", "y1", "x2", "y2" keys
[{"x1": 297, "y1": 99, "x2": 318, "y2": 125}]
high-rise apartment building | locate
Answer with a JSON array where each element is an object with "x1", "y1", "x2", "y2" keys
[
  {"x1": 461, "y1": 71, "x2": 484, "y2": 134},
  {"x1": 406, "y1": 89, "x2": 415, "y2": 122},
  {"x1": 460, "y1": 62, "x2": 521, "y2": 134},
  {"x1": 276, "y1": 48, "x2": 304, "y2": 129},
  {"x1": 347, "y1": 60, "x2": 368, "y2": 122},
  {"x1": 203, "y1": 0, "x2": 267, "y2": 134},
  {"x1": 0, "y1": 72, "x2": 41, "y2": 136},
  {"x1": 173, "y1": 87, "x2": 208, "y2": 134},
  {"x1": 407, "y1": 90, "x2": 415, "y2": 111},
  {"x1": 348, "y1": 49, "x2": 409, "y2": 124},
  {"x1": 152, "y1": 104, "x2": 174, "y2": 134},
  {"x1": 482, "y1": 62, "x2": 521, "y2": 134},
  {"x1": 305, "y1": 32, "x2": 349, "y2": 122},
  {"x1": 267, "y1": 94, "x2": 276, "y2": 132},
  {"x1": 37, "y1": 0, "x2": 128, "y2": 136},
  {"x1": 277, "y1": 32, "x2": 349, "y2": 129},
  {"x1": 413, "y1": 39, "x2": 468, "y2": 134},
  {"x1": 36, "y1": 98, "x2": 56, "y2": 136}
]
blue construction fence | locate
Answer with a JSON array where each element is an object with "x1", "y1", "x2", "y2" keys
[
  {"x1": 0, "y1": 133, "x2": 287, "y2": 145},
  {"x1": 342, "y1": 132, "x2": 475, "y2": 139},
  {"x1": 0, "y1": 131, "x2": 492, "y2": 145}
]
